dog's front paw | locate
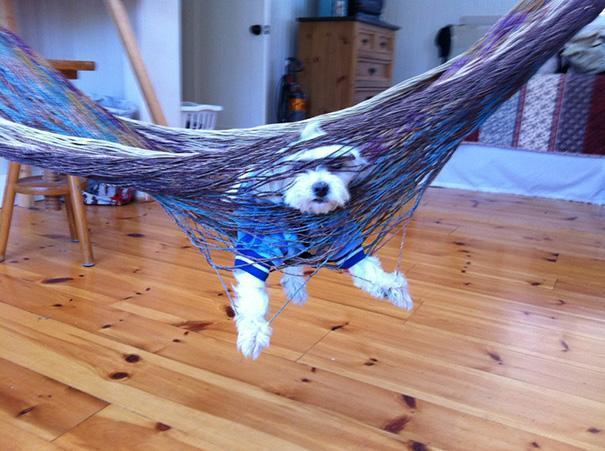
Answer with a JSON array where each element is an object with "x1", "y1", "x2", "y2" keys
[
  {"x1": 380, "y1": 272, "x2": 414, "y2": 311},
  {"x1": 281, "y1": 271, "x2": 308, "y2": 305},
  {"x1": 236, "y1": 317, "x2": 272, "y2": 359}
]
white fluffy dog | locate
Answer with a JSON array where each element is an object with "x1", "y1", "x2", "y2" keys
[{"x1": 233, "y1": 122, "x2": 413, "y2": 359}]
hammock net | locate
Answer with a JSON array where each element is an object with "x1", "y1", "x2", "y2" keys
[{"x1": 0, "y1": 0, "x2": 603, "y2": 288}]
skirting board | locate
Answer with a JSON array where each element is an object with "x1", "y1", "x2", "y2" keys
[{"x1": 433, "y1": 143, "x2": 605, "y2": 205}]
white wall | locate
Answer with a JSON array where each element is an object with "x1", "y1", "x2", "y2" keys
[
  {"x1": 182, "y1": 0, "x2": 313, "y2": 127},
  {"x1": 383, "y1": 0, "x2": 517, "y2": 82},
  {"x1": 16, "y1": 0, "x2": 126, "y2": 98},
  {"x1": 182, "y1": 0, "x2": 272, "y2": 129},
  {"x1": 124, "y1": 0, "x2": 182, "y2": 126},
  {"x1": 268, "y1": 0, "x2": 313, "y2": 123}
]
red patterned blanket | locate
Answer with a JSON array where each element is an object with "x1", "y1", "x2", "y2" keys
[{"x1": 465, "y1": 74, "x2": 605, "y2": 156}]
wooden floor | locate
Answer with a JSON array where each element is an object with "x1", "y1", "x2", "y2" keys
[{"x1": 0, "y1": 187, "x2": 603, "y2": 450}]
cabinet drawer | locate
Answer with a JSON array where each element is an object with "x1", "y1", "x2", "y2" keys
[
  {"x1": 356, "y1": 25, "x2": 394, "y2": 60},
  {"x1": 376, "y1": 32, "x2": 394, "y2": 55},
  {"x1": 352, "y1": 87, "x2": 388, "y2": 105},
  {"x1": 357, "y1": 29, "x2": 375, "y2": 53},
  {"x1": 355, "y1": 59, "x2": 391, "y2": 85}
]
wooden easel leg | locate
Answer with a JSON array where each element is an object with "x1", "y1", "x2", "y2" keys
[
  {"x1": 0, "y1": 162, "x2": 21, "y2": 263},
  {"x1": 67, "y1": 176, "x2": 94, "y2": 267},
  {"x1": 104, "y1": 0, "x2": 168, "y2": 126}
]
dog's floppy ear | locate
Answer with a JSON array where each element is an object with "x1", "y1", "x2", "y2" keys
[{"x1": 299, "y1": 121, "x2": 326, "y2": 142}]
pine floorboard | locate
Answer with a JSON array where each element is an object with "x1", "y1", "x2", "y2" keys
[{"x1": 0, "y1": 187, "x2": 603, "y2": 450}]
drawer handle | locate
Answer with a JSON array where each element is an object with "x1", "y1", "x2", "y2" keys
[
  {"x1": 368, "y1": 67, "x2": 377, "y2": 75},
  {"x1": 362, "y1": 38, "x2": 369, "y2": 45},
  {"x1": 380, "y1": 41, "x2": 387, "y2": 48}
]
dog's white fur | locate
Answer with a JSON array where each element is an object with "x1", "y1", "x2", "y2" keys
[{"x1": 234, "y1": 122, "x2": 413, "y2": 359}]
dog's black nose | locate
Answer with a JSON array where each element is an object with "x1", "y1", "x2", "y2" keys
[{"x1": 313, "y1": 182, "x2": 330, "y2": 198}]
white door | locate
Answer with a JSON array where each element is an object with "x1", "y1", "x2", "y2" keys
[{"x1": 181, "y1": 0, "x2": 270, "y2": 129}]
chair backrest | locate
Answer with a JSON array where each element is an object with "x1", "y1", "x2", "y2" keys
[{"x1": 180, "y1": 102, "x2": 223, "y2": 130}]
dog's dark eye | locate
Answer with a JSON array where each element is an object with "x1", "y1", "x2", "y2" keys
[{"x1": 287, "y1": 161, "x2": 311, "y2": 171}]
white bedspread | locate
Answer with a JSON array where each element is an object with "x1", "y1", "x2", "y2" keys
[{"x1": 432, "y1": 143, "x2": 605, "y2": 205}]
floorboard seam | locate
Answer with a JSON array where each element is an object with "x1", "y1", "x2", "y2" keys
[{"x1": 50, "y1": 402, "x2": 112, "y2": 444}]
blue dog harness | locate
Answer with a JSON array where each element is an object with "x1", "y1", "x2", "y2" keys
[{"x1": 234, "y1": 224, "x2": 366, "y2": 282}]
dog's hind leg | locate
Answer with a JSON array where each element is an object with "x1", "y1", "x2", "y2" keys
[
  {"x1": 281, "y1": 266, "x2": 308, "y2": 305},
  {"x1": 233, "y1": 270, "x2": 272, "y2": 359},
  {"x1": 348, "y1": 256, "x2": 414, "y2": 311}
]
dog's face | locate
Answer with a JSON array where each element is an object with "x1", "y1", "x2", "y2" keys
[
  {"x1": 248, "y1": 122, "x2": 367, "y2": 214},
  {"x1": 282, "y1": 144, "x2": 367, "y2": 214}
]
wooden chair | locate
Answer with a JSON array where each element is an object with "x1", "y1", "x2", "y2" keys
[
  {"x1": 0, "y1": 0, "x2": 170, "y2": 267},
  {"x1": 0, "y1": 61, "x2": 96, "y2": 268}
]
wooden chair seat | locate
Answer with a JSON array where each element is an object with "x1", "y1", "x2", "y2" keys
[
  {"x1": 14, "y1": 175, "x2": 86, "y2": 196},
  {"x1": 0, "y1": 169, "x2": 94, "y2": 267}
]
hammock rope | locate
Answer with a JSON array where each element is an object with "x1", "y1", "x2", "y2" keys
[{"x1": 0, "y1": 0, "x2": 603, "y2": 312}]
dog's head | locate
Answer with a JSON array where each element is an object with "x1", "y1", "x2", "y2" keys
[{"x1": 281, "y1": 122, "x2": 367, "y2": 215}]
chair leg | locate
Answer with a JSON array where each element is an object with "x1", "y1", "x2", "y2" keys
[
  {"x1": 67, "y1": 176, "x2": 94, "y2": 267},
  {"x1": 64, "y1": 193, "x2": 78, "y2": 242},
  {"x1": 0, "y1": 162, "x2": 21, "y2": 263}
]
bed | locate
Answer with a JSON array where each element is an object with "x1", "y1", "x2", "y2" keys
[{"x1": 433, "y1": 71, "x2": 605, "y2": 205}]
